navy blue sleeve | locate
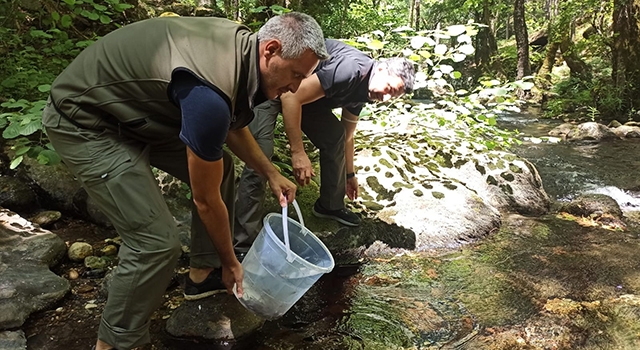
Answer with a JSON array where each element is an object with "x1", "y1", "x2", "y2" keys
[{"x1": 171, "y1": 72, "x2": 231, "y2": 161}]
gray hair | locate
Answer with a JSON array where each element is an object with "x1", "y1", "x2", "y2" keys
[
  {"x1": 258, "y1": 12, "x2": 329, "y2": 61},
  {"x1": 380, "y1": 58, "x2": 416, "y2": 94}
]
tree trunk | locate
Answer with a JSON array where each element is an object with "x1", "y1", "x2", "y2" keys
[
  {"x1": 612, "y1": 0, "x2": 640, "y2": 112},
  {"x1": 475, "y1": 0, "x2": 503, "y2": 78},
  {"x1": 414, "y1": 0, "x2": 421, "y2": 31},
  {"x1": 559, "y1": 36, "x2": 592, "y2": 81},
  {"x1": 513, "y1": 0, "x2": 531, "y2": 79},
  {"x1": 537, "y1": 41, "x2": 560, "y2": 89}
]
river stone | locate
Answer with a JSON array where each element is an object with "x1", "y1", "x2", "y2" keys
[
  {"x1": 612, "y1": 125, "x2": 640, "y2": 138},
  {"x1": 14, "y1": 155, "x2": 83, "y2": 215},
  {"x1": 29, "y1": 210, "x2": 62, "y2": 228},
  {"x1": 439, "y1": 151, "x2": 551, "y2": 215},
  {"x1": 548, "y1": 123, "x2": 576, "y2": 138},
  {"x1": 0, "y1": 330, "x2": 27, "y2": 350},
  {"x1": 0, "y1": 208, "x2": 69, "y2": 329},
  {"x1": 559, "y1": 193, "x2": 623, "y2": 219},
  {"x1": 68, "y1": 242, "x2": 93, "y2": 262},
  {"x1": 84, "y1": 256, "x2": 107, "y2": 270},
  {"x1": 565, "y1": 122, "x2": 618, "y2": 142},
  {"x1": 166, "y1": 294, "x2": 264, "y2": 340},
  {"x1": 0, "y1": 176, "x2": 38, "y2": 214},
  {"x1": 353, "y1": 143, "x2": 501, "y2": 249}
]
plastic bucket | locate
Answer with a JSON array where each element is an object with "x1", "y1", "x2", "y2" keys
[{"x1": 234, "y1": 200, "x2": 334, "y2": 319}]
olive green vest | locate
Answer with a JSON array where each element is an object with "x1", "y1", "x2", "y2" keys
[{"x1": 50, "y1": 17, "x2": 259, "y2": 141}]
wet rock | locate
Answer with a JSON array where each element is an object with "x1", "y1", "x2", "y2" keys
[
  {"x1": 612, "y1": 125, "x2": 640, "y2": 138},
  {"x1": 166, "y1": 294, "x2": 264, "y2": 340},
  {"x1": 0, "y1": 176, "x2": 38, "y2": 214},
  {"x1": 84, "y1": 256, "x2": 107, "y2": 270},
  {"x1": 565, "y1": 122, "x2": 618, "y2": 142},
  {"x1": 29, "y1": 210, "x2": 62, "y2": 228},
  {"x1": 549, "y1": 122, "x2": 576, "y2": 138},
  {"x1": 15, "y1": 155, "x2": 82, "y2": 215},
  {"x1": 439, "y1": 151, "x2": 551, "y2": 215},
  {"x1": 0, "y1": 209, "x2": 69, "y2": 329},
  {"x1": 559, "y1": 193, "x2": 623, "y2": 219},
  {"x1": 0, "y1": 330, "x2": 27, "y2": 350},
  {"x1": 68, "y1": 242, "x2": 93, "y2": 262},
  {"x1": 100, "y1": 244, "x2": 118, "y2": 256}
]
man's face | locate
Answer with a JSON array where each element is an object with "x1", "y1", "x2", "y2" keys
[
  {"x1": 368, "y1": 65, "x2": 405, "y2": 102},
  {"x1": 259, "y1": 40, "x2": 319, "y2": 99}
]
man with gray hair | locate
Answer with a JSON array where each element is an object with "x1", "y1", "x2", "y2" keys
[{"x1": 42, "y1": 12, "x2": 327, "y2": 350}]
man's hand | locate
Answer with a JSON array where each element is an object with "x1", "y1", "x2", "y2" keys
[
  {"x1": 346, "y1": 176, "x2": 359, "y2": 200},
  {"x1": 222, "y1": 259, "x2": 244, "y2": 297},
  {"x1": 267, "y1": 173, "x2": 297, "y2": 207},
  {"x1": 291, "y1": 151, "x2": 315, "y2": 186}
]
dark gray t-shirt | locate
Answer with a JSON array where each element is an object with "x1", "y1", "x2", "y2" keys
[{"x1": 303, "y1": 39, "x2": 375, "y2": 116}]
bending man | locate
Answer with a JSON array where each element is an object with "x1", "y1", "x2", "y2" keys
[
  {"x1": 42, "y1": 13, "x2": 327, "y2": 350},
  {"x1": 234, "y1": 39, "x2": 415, "y2": 252}
]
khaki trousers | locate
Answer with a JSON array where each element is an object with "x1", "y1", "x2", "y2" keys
[{"x1": 42, "y1": 101, "x2": 234, "y2": 349}]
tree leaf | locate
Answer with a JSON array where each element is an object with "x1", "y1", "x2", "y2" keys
[
  {"x1": 38, "y1": 84, "x2": 51, "y2": 92},
  {"x1": 61, "y1": 15, "x2": 73, "y2": 28},
  {"x1": 367, "y1": 40, "x2": 385, "y2": 50},
  {"x1": 20, "y1": 121, "x2": 42, "y2": 136},
  {"x1": 10, "y1": 156, "x2": 23, "y2": 170},
  {"x1": 458, "y1": 44, "x2": 475, "y2": 55},
  {"x1": 3, "y1": 123, "x2": 21, "y2": 139},
  {"x1": 446, "y1": 25, "x2": 466, "y2": 36},
  {"x1": 99, "y1": 15, "x2": 111, "y2": 24},
  {"x1": 434, "y1": 44, "x2": 447, "y2": 55},
  {"x1": 15, "y1": 146, "x2": 31, "y2": 156}
]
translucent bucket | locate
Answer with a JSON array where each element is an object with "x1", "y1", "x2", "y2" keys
[{"x1": 234, "y1": 200, "x2": 334, "y2": 319}]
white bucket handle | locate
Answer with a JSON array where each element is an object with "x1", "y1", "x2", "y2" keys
[{"x1": 282, "y1": 199, "x2": 304, "y2": 263}]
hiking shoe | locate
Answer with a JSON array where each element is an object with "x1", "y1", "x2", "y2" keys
[
  {"x1": 184, "y1": 269, "x2": 226, "y2": 300},
  {"x1": 312, "y1": 201, "x2": 361, "y2": 227}
]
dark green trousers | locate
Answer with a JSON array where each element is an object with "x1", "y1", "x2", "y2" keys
[{"x1": 42, "y1": 101, "x2": 234, "y2": 349}]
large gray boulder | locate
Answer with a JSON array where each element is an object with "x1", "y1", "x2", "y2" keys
[{"x1": 0, "y1": 208, "x2": 69, "y2": 329}]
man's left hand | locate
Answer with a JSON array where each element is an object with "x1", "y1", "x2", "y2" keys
[{"x1": 346, "y1": 176, "x2": 359, "y2": 200}]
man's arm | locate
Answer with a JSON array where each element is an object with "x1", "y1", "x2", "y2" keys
[
  {"x1": 226, "y1": 126, "x2": 296, "y2": 206},
  {"x1": 186, "y1": 148, "x2": 243, "y2": 295},
  {"x1": 280, "y1": 73, "x2": 326, "y2": 185},
  {"x1": 341, "y1": 108, "x2": 359, "y2": 200}
]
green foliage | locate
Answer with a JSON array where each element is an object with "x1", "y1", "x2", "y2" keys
[
  {"x1": 49, "y1": 0, "x2": 133, "y2": 29},
  {"x1": 349, "y1": 23, "x2": 525, "y2": 151},
  {"x1": 0, "y1": 98, "x2": 60, "y2": 168}
]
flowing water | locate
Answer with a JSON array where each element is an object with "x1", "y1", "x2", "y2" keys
[{"x1": 161, "y1": 109, "x2": 640, "y2": 349}]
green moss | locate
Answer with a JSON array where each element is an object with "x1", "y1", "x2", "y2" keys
[
  {"x1": 475, "y1": 162, "x2": 486, "y2": 175},
  {"x1": 508, "y1": 164, "x2": 522, "y2": 173},
  {"x1": 386, "y1": 150, "x2": 398, "y2": 161},
  {"x1": 372, "y1": 148, "x2": 382, "y2": 157},
  {"x1": 379, "y1": 158, "x2": 394, "y2": 168},
  {"x1": 500, "y1": 172, "x2": 515, "y2": 181},
  {"x1": 413, "y1": 189, "x2": 423, "y2": 197},
  {"x1": 500, "y1": 184, "x2": 514, "y2": 195},
  {"x1": 443, "y1": 182, "x2": 458, "y2": 190},
  {"x1": 385, "y1": 172, "x2": 394, "y2": 178},
  {"x1": 486, "y1": 175, "x2": 498, "y2": 186},
  {"x1": 432, "y1": 191, "x2": 445, "y2": 199}
]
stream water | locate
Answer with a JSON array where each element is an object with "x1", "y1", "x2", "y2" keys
[{"x1": 159, "y1": 109, "x2": 640, "y2": 350}]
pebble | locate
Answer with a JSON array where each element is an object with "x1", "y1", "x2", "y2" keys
[
  {"x1": 76, "y1": 284, "x2": 95, "y2": 294},
  {"x1": 85, "y1": 303, "x2": 98, "y2": 310},
  {"x1": 68, "y1": 269, "x2": 79, "y2": 280}
]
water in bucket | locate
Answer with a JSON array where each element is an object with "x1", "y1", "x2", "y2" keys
[{"x1": 234, "y1": 200, "x2": 334, "y2": 319}]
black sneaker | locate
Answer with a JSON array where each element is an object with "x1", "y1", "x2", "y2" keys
[
  {"x1": 312, "y1": 201, "x2": 361, "y2": 227},
  {"x1": 184, "y1": 269, "x2": 226, "y2": 300}
]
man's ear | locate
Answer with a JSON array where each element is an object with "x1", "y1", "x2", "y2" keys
[{"x1": 263, "y1": 39, "x2": 282, "y2": 57}]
